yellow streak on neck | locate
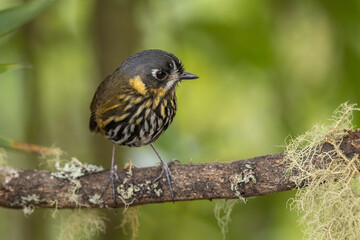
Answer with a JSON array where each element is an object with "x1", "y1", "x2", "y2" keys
[
  {"x1": 100, "y1": 103, "x2": 121, "y2": 115},
  {"x1": 153, "y1": 97, "x2": 161, "y2": 109},
  {"x1": 150, "y1": 88, "x2": 167, "y2": 98},
  {"x1": 129, "y1": 75, "x2": 148, "y2": 95},
  {"x1": 160, "y1": 103, "x2": 166, "y2": 118}
]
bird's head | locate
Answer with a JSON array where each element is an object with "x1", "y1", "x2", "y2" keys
[{"x1": 117, "y1": 49, "x2": 198, "y2": 96}]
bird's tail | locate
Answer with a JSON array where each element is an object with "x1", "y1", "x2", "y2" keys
[{"x1": 89, "y1": 112, "x2": 100, "y2": 133}]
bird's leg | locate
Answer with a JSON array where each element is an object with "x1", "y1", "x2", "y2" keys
[
  {"x1": 101, "y1": 144, "x2": 121, "y2": 202},
  {"x1": 150, "y1": 143, "x2": 178, "y2": 198}
]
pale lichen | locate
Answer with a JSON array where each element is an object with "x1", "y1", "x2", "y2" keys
[
  {"x1": 133, "y1": 185, "x2": 141, "y2": 192},
  {"x1": 68, "y1": 179, "x2": 83, "y2": 205},
  {"x1": 152, "y1": 182, "x2": 163, "y2": 197},
  {"x1": 89, "y1": 194, "x2": 103, "y2": 205},
  {"x1": 118, "y1": 207, "x2": 139, "y2": 240},
  {"x1": 153, "y1": 187, "x2": 163, "y2": 197},
  {"x1": 49, "y1": 199, "x2": 59, "y2": 218},
  {"x1": 38, "y1": 147, "x2": 63, "y2": 171},
  {"x1": 284, "y1": 102, "x2": 360, "y2": 239},
  {"x1": 124, "y1": 161, "x2": 134, "y2": 176},
  {"x1": 115, "y1": 176, "x2": 164, "y2": 212},
  {"x1": 229, "y1": 164, "x2": 256, "y2": 203},
  {"x1": 23, "y1": 205, "x2": 35, "y2": 216},
  {"x1": 58, "y1": 210, "x2": 108, "y2": 240},
  {"x1": 51, "y1": 157, "x2": 103, "y2": 181},
  {"x1": 50, "y1": 157, "x2": 104, "y2": 207},
  {"x1": 116, "y1": 176, "x2": 137, "y2": 211},
  {"x1": 1, "y1": 167, "x2": 19, "y2": 184},
  {"x1": 214, "y1": 200, "x2": 237, "y2": 240},
  {"x1": 118, "y1": 184, "x2": 135, "y2": 200},
  {"x1": 21, "y1": 194, "x2": 41, "y2": 216}
]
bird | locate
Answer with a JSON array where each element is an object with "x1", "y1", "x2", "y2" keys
[{"x1": 89, "y1": 49, "x2": 199, "y2": 200}]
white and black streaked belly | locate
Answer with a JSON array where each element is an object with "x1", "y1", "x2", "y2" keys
[{"x1": 103, "y1": 97, "x2": 177, "y2": 147}]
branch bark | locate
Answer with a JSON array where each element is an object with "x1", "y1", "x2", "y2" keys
[{"x1": 1, "y1": 130, "x2": 360, "y2": 210}]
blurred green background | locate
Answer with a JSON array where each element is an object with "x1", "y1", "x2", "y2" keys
[{"x1": 1, "y1": 0, "x2": 359, "y2": 239}]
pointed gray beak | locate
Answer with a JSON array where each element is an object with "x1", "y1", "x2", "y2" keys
[{"x1": 180, "y1": 72, "x2": 199, "y2": 80}]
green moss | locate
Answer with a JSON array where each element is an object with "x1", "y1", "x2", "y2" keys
[{"x1": 284, "y1": 102, "x2": 360, "y2": 239}]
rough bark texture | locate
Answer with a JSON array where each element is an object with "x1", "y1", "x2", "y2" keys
[{"x1": 1, "y1": 130, "x2": 360, "y2": 210}]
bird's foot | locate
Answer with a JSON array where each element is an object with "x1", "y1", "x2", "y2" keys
[
  {"x1": 101, "y1": 165, "x2": 121, "y2": 202},
  {"x1": 153, "y1": 159, "x2": 180, "y2": 199}
]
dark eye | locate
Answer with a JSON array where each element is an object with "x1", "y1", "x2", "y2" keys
[{"x1": 155, "y1": 70, "x2": 167, "y2": 80}]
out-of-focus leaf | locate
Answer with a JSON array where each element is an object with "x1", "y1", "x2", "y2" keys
[
  {"x1": 0, "y1": 136, "x2": 13, "y2": 149},
  {"x1": 0, "y1": 63, "x2": 31, "y2": 75},
  {"x1": 0, "y1": 0, "x2": 55, "y2": 36}
]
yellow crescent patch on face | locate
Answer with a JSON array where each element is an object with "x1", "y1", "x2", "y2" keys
[{"x1": 129, "y1": 75, "x2": 148, "y2": 95}]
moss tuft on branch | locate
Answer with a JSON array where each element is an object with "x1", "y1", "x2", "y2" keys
[{"x1": 285, "y1": 102, "x2": 360, "y2": 239}]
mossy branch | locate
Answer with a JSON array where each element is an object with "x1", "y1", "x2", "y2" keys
[{"x1": 0, "y1": 129, "x2": 359, "y2": 210}]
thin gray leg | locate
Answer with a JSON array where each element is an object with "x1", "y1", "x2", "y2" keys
[
  {"x1": 101, "y1": 144, "x2": 121, "y2": 201},
  {"x1": 150, "y1": 143, "x2": 177, "y2": 198}
]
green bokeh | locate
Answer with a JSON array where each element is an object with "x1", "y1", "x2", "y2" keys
[{"x1": 1, "y1": 0, "x2": 359, "y2": 239}]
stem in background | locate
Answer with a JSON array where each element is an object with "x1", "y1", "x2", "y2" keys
[{"x1": 0, "y1": 136, "x2": 60, "y2": 155}]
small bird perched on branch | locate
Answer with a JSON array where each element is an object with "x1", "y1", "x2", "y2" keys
[{"x1": 89, "y1": 49, "x2": 199, "y2": 200}]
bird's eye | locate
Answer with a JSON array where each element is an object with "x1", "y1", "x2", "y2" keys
[{"x1": 154, "y1": 70, "x2": 167, "y2": 80}]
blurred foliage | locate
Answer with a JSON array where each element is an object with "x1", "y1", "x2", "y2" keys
[
  {"x1": 0, "y1": 0, "x2": 55, "y2": 36},
  {"x1": 0, "y1": 0, "x2": 359, "y2": 240},
  {"x1": 0, "y1": 63, "x2": 31, "y2": 75}
]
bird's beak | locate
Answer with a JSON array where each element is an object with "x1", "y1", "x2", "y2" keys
[{"x1": 179, "y1": 72, "x2": 199, "y2": 80}]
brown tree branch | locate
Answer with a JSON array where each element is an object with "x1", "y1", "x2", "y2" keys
[{"x1": 1, "y1": 130, "x2": 360, "y2": 210}]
